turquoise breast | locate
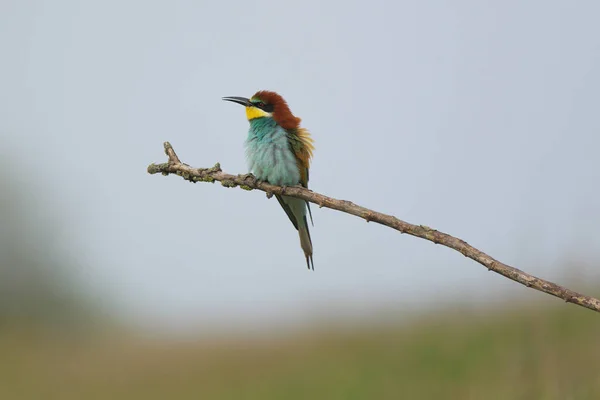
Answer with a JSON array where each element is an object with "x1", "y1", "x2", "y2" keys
[{"x1": 245, "y1": 117, "x2": 300, "y2": 186}]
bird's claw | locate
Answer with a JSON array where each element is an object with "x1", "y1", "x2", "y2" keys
[{"x1": 239, "y1": 173, "x2": 255, "y2": 183}]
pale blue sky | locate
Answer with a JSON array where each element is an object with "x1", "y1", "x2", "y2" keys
[{"x1": 1, "y1": 0, "x2": 599, "y2": 333}]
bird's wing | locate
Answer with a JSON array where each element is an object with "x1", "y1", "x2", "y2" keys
[
  {"x1": 288, "y1": 128, "x2": 315, "y2": 225},
  {"x1": 275, "y1": 194, "x2": 299, "y2": 231},
  {"x1": 290, "y1": 128, "x2": 314, "y2": 187}
]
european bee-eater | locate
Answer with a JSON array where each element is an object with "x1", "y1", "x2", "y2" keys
[{"x1": 223, "y1": 91, "x2": 315, "y2": 270}]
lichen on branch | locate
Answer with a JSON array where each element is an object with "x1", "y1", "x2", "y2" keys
[{"x1": 148, "y1": 141, "x2": 600, "y2": 314}]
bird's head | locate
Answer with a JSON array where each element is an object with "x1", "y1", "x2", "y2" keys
[{"x1": 222, "y1": 90, "x2": 301, "y2": 130}]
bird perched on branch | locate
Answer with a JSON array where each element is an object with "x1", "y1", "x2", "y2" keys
[{"x1": 223, "y1": 91, "x2": 315, "y2": 270}]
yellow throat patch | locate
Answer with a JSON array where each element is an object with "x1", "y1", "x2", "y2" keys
[{"x1": 245, "y1": 106, "x2": 272, "y2": 120}]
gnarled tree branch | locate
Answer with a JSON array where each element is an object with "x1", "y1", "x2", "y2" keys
[{"x1": 148, "y1": 141, "x2": 600, "y2": 314}]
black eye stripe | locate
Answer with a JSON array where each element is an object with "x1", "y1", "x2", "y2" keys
[{"x1": 252, "y1": 101, "x2": 274, "y2": 113}]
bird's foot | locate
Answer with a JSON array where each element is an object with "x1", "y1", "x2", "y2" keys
[
  {"x1": 280, "y1": 185, "x2": 288, "y2": 195},
  {"x1": 239, "y1": 173, "x2": 256, "y2": 183}
]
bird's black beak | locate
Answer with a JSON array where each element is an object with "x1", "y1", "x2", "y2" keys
[{"x1": 222, "y1": 96, "x2": 251, "y2": 107}]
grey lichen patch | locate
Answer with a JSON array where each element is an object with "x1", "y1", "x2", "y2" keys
[
  {"x1": 182, "y1": 172, "x2": 190, "y2": 180},
  {"x1": 423, "y1": 230, "x2": 438, "y2": 243},
  {"x1": 147, "y1": 163, "x2": 170, "y2": 175},
  {"x1": 192, "y1": 176, "x2": 215, "y2": 183},
  {"x1": 221, "y1": 180, "x2": 236, "y2": 188},
  {"x1": 204, "y1": 162, "x2": 221, "y2": 174}
]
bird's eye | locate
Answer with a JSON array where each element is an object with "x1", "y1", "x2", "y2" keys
[{"x1": 256, "y1": 102, "x2": 265, "y2": 108}]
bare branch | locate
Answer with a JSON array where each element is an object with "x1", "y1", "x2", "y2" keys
[{"x1": 148, "y1": 142, "x2": 600, "y2": 314}]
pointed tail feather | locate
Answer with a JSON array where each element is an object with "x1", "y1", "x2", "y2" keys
[
  {"x1": 298, "y1": 215, "x2": 313, "y2": 270},
  {"x1": 277, "y1": 195, "x2": 314, "y2": 270},
  {"x1": 306, "y1": 201, "x2": 314, "y2": 227}
]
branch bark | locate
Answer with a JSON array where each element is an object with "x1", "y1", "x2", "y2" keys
[{"x1": 148, "y1": 141, "x2": 600, "y2": 314}]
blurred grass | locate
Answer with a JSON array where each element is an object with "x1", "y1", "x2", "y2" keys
[
  {"x1": 3, "y1": 143, "x2": 599, "y2": 399},
  {"x1": 1, "y1": 302, "x2": 599, "y2": 400}
]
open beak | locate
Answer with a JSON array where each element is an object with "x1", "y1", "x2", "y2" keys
[{"x1": 222, "y1": 96, "x2": 251, "y2": 107}]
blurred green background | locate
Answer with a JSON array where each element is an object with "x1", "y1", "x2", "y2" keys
[
  {"x1": 2, "y1": 163, "x2": 599, "y2": 399},
  {"x1": 2, "y1": 304, "x2": 600, "y2": 399},
  {"x1": 3, "y1": 1, "x2": 600, "y2": 399}
]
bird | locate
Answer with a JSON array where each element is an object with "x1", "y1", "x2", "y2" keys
[{"x1": 223, "y1": 90, "x2": 315, "y2": 270}]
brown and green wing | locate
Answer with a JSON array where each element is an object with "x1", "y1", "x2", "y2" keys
[
  {"x1": 287, "y1": 127, "x2": 315, "y2": 225},
  {"x1": 275, "y1": 194, "x2": 299, "y2": 231}
]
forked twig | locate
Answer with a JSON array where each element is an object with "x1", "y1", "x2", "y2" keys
[{"x1": 148, "y1": 142, "x2": 600, "y2": 313}]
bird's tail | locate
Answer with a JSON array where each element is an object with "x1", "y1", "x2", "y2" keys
[
  {"x1": 298, "y1": 215, "x2": 314, "y2": 270},
  {"x1": 277, "y1": 195, "x2": 314, "y2": 270}
]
